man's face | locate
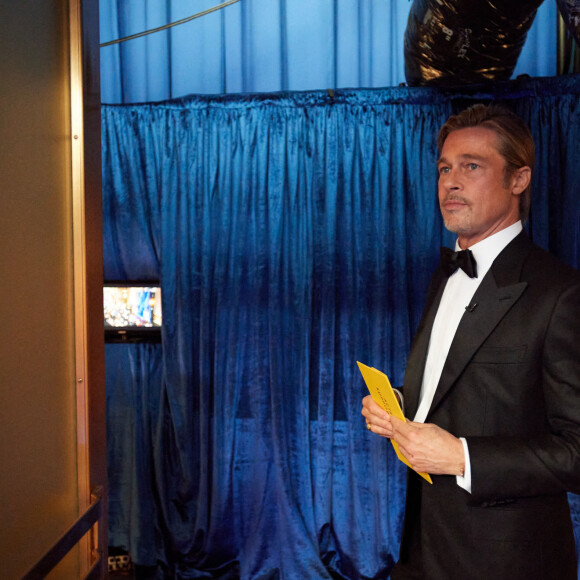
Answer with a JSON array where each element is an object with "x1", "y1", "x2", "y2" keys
[{"x1": 437, "y1": 126, "x2": 528, "y2": 249}]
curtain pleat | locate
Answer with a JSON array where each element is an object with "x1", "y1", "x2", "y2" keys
[
  {"x1": 102, "y1": 76, "x2": 580, "y2": 578},
  {"x1": 106, "y1": 342, "x2": 164, "y2": 565}
]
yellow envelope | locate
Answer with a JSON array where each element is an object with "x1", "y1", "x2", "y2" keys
[{"x1": 357, "y1": 361, "x2": 433, "y2": 484}]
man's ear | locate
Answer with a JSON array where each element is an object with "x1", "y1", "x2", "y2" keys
[{"x1": 511, "y1": 166, "x2": 531, "y2": 195}]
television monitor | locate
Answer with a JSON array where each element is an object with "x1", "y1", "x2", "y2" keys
[{"x1": 104, "y1": 283, "x2": 162, "y2": 342}]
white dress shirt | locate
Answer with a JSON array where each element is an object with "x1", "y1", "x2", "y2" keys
[{"x1": 413, "y1": 221, "x2": 523, "y2": 491}]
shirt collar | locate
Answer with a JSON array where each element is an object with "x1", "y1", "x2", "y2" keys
[{"x1": 454, "y1": 221, "x2": 523, "y2": 279}]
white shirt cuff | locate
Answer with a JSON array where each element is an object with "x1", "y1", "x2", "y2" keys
[
  {"x1": 394, "y1": 388, "x2": 405, "y2": 415},
  {"x1": 456, "y1": 437, "x2": 472, "y2": 493}
]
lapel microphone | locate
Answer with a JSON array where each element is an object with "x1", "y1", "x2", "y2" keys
[{"x1": 465, "y1": 302, "x2": 478, "y2": 313}]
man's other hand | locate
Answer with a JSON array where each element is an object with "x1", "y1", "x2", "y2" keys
[{"x1": 391, "y1": 416, "x2": 465, "y2": 476}]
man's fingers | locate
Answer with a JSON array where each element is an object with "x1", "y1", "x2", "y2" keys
[
  {"x1": 362, "y1": 395, "x2": 390, "y2": 418},
  {"x1": 390, "y1": 415, "x2": 409, "y2": 433},
  {"x1": 361, "y1": 396, "x2": 395, "y2": 437}
]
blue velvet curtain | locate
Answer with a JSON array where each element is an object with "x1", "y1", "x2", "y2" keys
[
  {"x1": 103, "y1": 75, "x2": 580, "y2": 578},
  {"x1": 99, "y1": 0, "x2": 557, "y2": 103}
]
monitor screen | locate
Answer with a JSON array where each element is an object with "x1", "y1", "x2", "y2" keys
[{"x1": 104, "y1": 284, "x2": 162, "y2": 342}]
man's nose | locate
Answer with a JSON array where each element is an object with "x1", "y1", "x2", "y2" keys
[{"x1": 439, "y1": 169, "x2": 461, "y2": 190}]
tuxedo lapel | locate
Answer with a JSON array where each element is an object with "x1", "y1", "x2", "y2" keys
[
  {"x1": 426, "y1": 232, "x2": 532, "y2": 418},
  {"x1": 427, "y1": 276, "x2": 528, "y2": 417}
]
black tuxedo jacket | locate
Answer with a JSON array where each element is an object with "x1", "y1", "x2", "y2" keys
[{"x1": 392, "y1": 232, "x2": 580, "y2": 580}]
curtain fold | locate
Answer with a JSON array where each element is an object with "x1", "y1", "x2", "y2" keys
[
  {"x1": 106, "y1": 342, "x2": 165, "y2": 565},
  {"x1": 102, "y1": 76, "x2": 580, "y2": 578}
]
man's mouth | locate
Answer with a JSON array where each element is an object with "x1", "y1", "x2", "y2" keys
[{"x1": 442, "y1": 198, "x2": 468, "y2": 211}]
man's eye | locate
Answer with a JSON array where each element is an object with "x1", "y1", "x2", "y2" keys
[
  {"x1": 468, "y1": 163, "x2": 479, "y2": 170},
  {"x1": 439, "y1": 167, "x2": 450, "y2": 174}
]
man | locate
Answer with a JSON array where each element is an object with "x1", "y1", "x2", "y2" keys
[{"x1": 361, "y1": 103, "x2": 580, "y2": 579}]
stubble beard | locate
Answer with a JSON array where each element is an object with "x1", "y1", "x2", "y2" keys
[{"x1": 441, "y1": 200, "x2": 472, "y2": 235}]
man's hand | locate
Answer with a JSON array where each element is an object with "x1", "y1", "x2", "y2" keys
[
  {"x1": 361, "y1": 395, "x2": 394, "y2": 438},
  {"x1": 362, "y1": 396, "x2": 465, "y2": 476},
  {"x1": 391, "y1": 416, "x2": 465, "y2": 476}
]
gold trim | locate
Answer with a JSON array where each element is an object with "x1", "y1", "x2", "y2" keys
[{"x1": 69, "y1": 0, "x2": 93, "y2": 574}]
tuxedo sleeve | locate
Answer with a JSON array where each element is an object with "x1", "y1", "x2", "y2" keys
[{"x1": 466, "y1": 279, "x2": 580, "y2": 504}]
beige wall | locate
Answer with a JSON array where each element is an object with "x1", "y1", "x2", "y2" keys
[{"x1": 0, "y1": 1, "x2": 104, "y2": 577}]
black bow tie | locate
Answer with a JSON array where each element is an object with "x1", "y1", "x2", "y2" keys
[{"x1": 440, "y1": 247, "x2": 478, "y2": 278}]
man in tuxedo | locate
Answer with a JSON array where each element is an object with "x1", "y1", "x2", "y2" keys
[{"x1": 361, "y1": 103, "x2": 580, "y2": 579}]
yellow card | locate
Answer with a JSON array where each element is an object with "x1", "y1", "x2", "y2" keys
[{"x1": 357, "y1": 361, "x2": 433, "y2": 484}]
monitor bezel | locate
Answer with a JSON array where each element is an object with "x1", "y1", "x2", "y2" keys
[{"x1": 104, "y1": 280, "x2": 162, "y2": 343}]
